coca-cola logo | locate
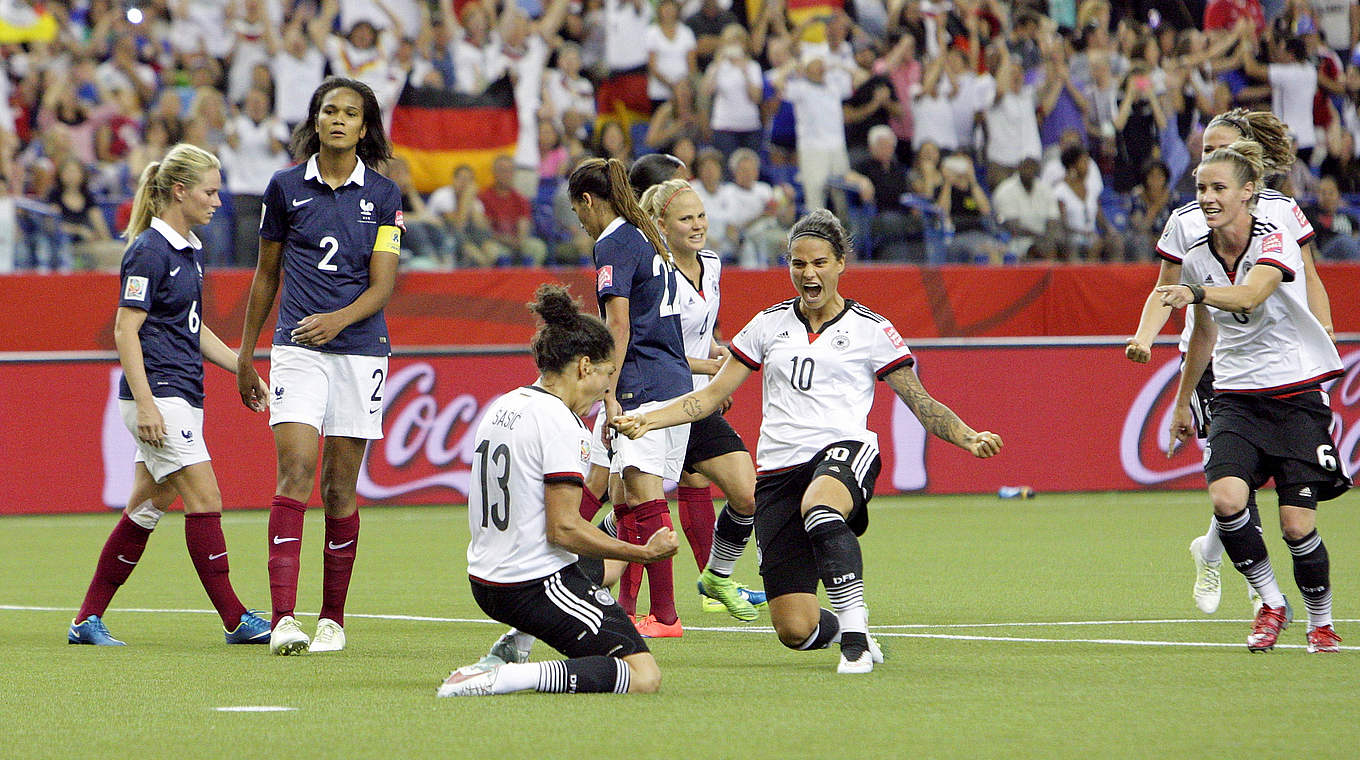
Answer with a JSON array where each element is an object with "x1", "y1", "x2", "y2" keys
[
  {"x1": 1121, "y1": 350, "x2": 1360, "y2": 485},
  {"x1": 357, "y1": 362, "x2": 490, "y2": 501}
]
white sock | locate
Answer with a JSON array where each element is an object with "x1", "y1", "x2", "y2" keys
[
  {"x1": 836, "y1": 604, "x2": 868, "y2": 636},
  {"x1": 492, "y1": 662, "x2": 542, "y2": 694},
  {"x1": 1201, "y1": 517, "x2": 1225, "y2": 563},
  {"x1": 511, "y1": 630, "x2": 536, "y2": 657}
]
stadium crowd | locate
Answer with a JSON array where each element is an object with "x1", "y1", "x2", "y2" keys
[{"x1": 2, "y1": 0, "x2": 1360, "y2": 270}]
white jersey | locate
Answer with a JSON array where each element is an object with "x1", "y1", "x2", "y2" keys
[
  {"x1": 729, "y1": 299, "x2": 914, "y2": 472},
  {"x1": 676, "y1": 250, "x2": 722, "y2": 391},
  {"x1": 1180, "y1": 217, "x2": 1341, "y2": 394},
  {"x1": 466, "y1": 385, "x2": 592, "y2": 584},
  {"x1": 1156, "y1": 190, "x2": 1315, "y2": 352}
]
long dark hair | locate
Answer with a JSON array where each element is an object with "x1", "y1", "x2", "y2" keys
[
  {"x1": 629, "y1": 153, "x2": 685, "y2": 198},
  {"x1": 528, "y1": 284, "x2": 614, "y2": 373},
  {"x1": 289, "y1": 77, "x2": 392, "y2": 165},
  {"x1": 568, "y1": 157, "x2": 670, "y2": 263}
]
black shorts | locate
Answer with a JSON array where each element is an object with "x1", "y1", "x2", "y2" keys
[
  {"x1": 470, "y1": 562, "x2": 648, "y2": 660},
  {"x1": 1205, "y1": 390, "x2": 1351, "y2": 503},
  {"x1": 753, "y1": 440, "x2": 881, "y2": 600},
  {"x1": 1189, "y1": 361, "x2": 1215, "y2": 440},
  {"x1": 682, "y1": 411, "x2": 748, "y2": 474}
]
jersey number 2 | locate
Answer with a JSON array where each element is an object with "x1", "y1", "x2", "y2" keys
[
  {"x1": 475, "y1": 440, "x2": 511, "y2": 531},
  {"x1": 318, "y1": 236, "x2": 340, "y2": 272}
]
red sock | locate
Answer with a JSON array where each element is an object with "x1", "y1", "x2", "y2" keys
[
  {"x1": 676, "y1": 485, "x2": 715, "y2": 570},
  {"x1": 319, "y1": 511, "x2": 360, "y2": 627},
  {"x1": 614, "y1": 504, "x2": 641, "y2": 616},
  {"x1": 268, "y1": 495, "x2": 306, "y2": 626},
  {"x1": 185, "y1": 512, "x2": 247, "y2": 627},
  {"x1": 634, "y1": 499, "x2": 677, "y2": 625},
  {"x1": 579, "y1": 487, "x2": 604, "y2": 522},
  {"x1": 77, "y1": 514, "x2": 152, "y2": 621}
]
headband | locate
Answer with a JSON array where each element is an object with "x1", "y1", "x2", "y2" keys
[{"x1": 659, "y1": 186, "x2": 696, "y2": 217}]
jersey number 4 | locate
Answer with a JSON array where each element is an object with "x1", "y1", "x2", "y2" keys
[{"x1": 475, "y1": 440, "x2": 511, "y2": 531}]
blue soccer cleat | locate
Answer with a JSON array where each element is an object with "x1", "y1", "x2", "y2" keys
[
  {"x1": 68, "y1": 615, "x2": 126, "y2": 646},
  {"x1": 225, "y1": 611, "x2": 272, "y2": 644}
]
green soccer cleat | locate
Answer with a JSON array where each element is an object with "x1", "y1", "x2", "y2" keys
[{"x1": 697, "y1": 569, "x2": 759, "y2": 622}]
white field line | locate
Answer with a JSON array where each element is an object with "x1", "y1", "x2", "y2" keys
[{"x1": 12, "y1": 605, "x2": 1358, "y2": 650}]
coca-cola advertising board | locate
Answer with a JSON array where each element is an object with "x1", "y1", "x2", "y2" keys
[{"x1": 3, "y1": 342, "x2": 1358, "y2": 515}]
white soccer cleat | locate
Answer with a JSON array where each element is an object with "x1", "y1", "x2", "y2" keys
[
  {"x1": 867, "y1": 634, "x2": 884, "y2": 664},
  {"x1": 437, "y1": 662, "x2": 502, "y2": 697},
  {"x1": 309, "y1": 618, "x2": 346, "y2": 653},
  {"x1": 269, "y1": 615, "x2": 310, "y2": 656},
  {"x1": 1189, "y1": 536, "x2": 1222, "y2": 614},
  {"x1": 837, "y1": 649, "x2": 874, "y2": 674}
]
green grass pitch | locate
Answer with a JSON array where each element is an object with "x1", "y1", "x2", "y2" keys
[{"x1": 4, "y1": 491, "x2": 1359, "y2": 758}]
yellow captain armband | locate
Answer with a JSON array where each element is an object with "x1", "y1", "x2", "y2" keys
[{"x1": 373, "y1": 225, "x2": 402, "y2": 256}]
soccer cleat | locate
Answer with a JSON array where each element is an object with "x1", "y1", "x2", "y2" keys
[
  {"x1": 269, "y1": 615, "x2": 310, "y2": 656},
  {"x1": 696, "y1": 570, "x2": 758, "y2": 621},
  {"x1": 837, "y1": 649, "x2": 874, "y2": 674},
  {"x1": 867, "y1": 634, "x2": 884, "y2": 664},
  {"x1": 634, "y1": 614, "x2": 683, "y2": 638},
  {"x1": 488, "y1": 631, "x2": 530, "y2": 664},
  {"x1": 1188, "y1": 536, "x2": 1222, "y2": 614},
  {"x1": 309, "y1": 618, "x2": 346, "y2": 653},
  {"x1": 68, "y1": 615, "x2": 125, "y2": 646},
  {"x1": 224, "y1": 611, "x2": 271, "y2": 644},
  {"x1": 1306, "y1": 625, "x2": 1342, "y2": 654},
  {"x1": 437, "y1": 661, "x2": 502, "y2": 697},
  {"x1": 1246, "y1": 602, "x2": 1290, "y2": 652},
  {"x1": 1249, "y1": 586, "x2": 1263, "y2": 614}
]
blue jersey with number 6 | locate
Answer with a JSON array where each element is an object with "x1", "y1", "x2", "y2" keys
[
  {"x1": 592, "y1": 218, "x2": 689, "y2": 410},
  {"x1": 117, "y1": 218, "x2": 207, "y2": 407},
  {"x1": 259, "y1": 155, "x2": 402, "y2": 357}
]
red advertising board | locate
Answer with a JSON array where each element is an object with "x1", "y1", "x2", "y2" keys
[{"x1": 5, "y1": 342, "x2": 1358, "y2": 515}]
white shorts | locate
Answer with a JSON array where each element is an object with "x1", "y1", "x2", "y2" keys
[
  {"x1": 610, "y1": 400, "x2": 690, "y2": 481},
  {"x1": 119, "y1": 397, "x2": 211, "y2": 483},
  {"x1": 589, "y1": 411, "x2": 613, "y2": 469},
  {"x1": 268, "y1": 345, "x2": 387, "y2": 439}
]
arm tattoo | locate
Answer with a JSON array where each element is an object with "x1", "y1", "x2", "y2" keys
[
  {"x1": 682, "y1": 396, "x2": 704, "y2": 420},
  {"x1": 884, "y1": 366, "x2": 973, "y2": 447}
]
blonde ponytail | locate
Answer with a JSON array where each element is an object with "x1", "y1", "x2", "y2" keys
[{"x1": 123, "y1": 143, "x2": 221, "y2": 248}]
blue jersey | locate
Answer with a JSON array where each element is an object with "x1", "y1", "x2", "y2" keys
[
  {"x1": 259, "y1": 155, "x2": 403, "y2": 357},
  {"x1": 592, "y1": 218, "x2": 690, "y2": 410},
  {"x1": 117, "y1": 218, "x2": 207, "y2": 408}
]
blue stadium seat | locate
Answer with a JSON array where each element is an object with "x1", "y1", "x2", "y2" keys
[{"x1": 631, "y1": 122, "x2": 655, "y2": 158}]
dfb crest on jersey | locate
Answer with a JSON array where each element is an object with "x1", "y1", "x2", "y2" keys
[
  {"x1": 832, "y1": 333, "x2": 850, "y2": 351},
  {"x1": 593, "y1": 587, "x2": 614, "y2": 606}
]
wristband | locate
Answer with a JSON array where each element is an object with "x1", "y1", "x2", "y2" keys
[{"x1": 1185, "y1": 283, "x2": 1205, "y2": 304}]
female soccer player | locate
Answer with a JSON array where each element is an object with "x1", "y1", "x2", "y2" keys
[
  {"x1": 236, "y1": 77, "x2": 404, "y2": 655},
  {"x1": 1157, "y1": 140, "x2": 1348, "y2": 653},
  {"x1": 438, "y1": 284, "x2": 679, "y2": 697},
  {"x1": 1125, "y1": 109, "x2": 1334, "y2": 615},
  {"x1": 70, "y1": 143, "x2": 271, "y2": 646},
  {"x1": 615, "y1": 210, "x2": 1003, "y2": 672},
  {"x1": 638, "y1": 178, "x2": 764, "y2": 621},
  {"x1": 571, "y1": 157, "x2": 692, "y2": 638}
]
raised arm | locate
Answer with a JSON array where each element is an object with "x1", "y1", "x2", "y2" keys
[
  {"x1": 883, "y1": 365, "x2": 1002, "y2": 457},
  {"x1": 1156, "y1": 260, "x2": 1283, "y2": 315}
]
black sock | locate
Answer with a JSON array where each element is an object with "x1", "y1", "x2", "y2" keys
[
  {"x1": 706, "y1": 505, "x2": 753, "y2": 577},
  {"x1": 803, "y1": 505, "x2": 867, "y2": 648},
  {"x1": 1215, "y1": 508, "x2": 1281, "y2": 604},
  {"x1": 792, "y1": 608, "x2": 841, "y2": 651},
  {"x1": 536, "y1": 656, "x2": 630, "y2": 694},
  {"x1": 1246, "y1": 490, "x2": 1261, "y2": 533},
  {"x1": 1286, "y1": 530, "x2": 1331, "y2": 627}
]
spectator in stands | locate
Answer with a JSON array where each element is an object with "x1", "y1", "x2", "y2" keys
[
  {"x1": 701, "y1": 24, "x2": 765, "y2": 157},
  {"x1": 95, "y1": 36, "x2": 157, "y2": 111},
  {"x1": 1053, "y1": 144, "x2": 1124, "y2": 260},
  {"x1": 480, "y1": 154, "x2": 548, "y2": 266},
  {"x1": 388, "y1": 158, "x2": 454, "y2": 269},
  {"x1": 843, "y1": 40, "x2": 901, "y2": 165},
  {"x1": 644, "y1": 77, "x2": 704, "y2": 153},
  {"x1": 221, "y1": 87, "x2": 290, "y2": 267},
  {"x1": 686, "y1": 0, "x2": 740, "y2": 70},
  {"x1": 446, "y1": 0, "x2": 505, "y2": 96},
  {"x1": 847, "y1": 124, "x2": 923, "y2": 261},
  {"x1": 911, "y1": 56, "x2": 958, "y2": 153},
  {"x1": 1129, "y1": 160, "x2": 1173, "y2": 260},
  {"x1": 1318, "y1": 127, "x2": 1360, "y2": 193},
  {"x1": 873, "y1": 29, "x2": 922, "y2": 163},
  {"x1": 909, "y1": 140, "x2": 944, "y2": 199},
  {"x1": 188, "y1": 88, "x2": 229, "y2": 152},
  {"x1": 542, "y1": 43, "x2": 597, "y2": 143},
  {"x1": 937, "y1": 152, "x2": 1005, "y2": 264},
  {"x1": 500, "y1": 0, "x2": 569, "y2": 199},
  {"x1": 1239, "y1": 33, "x2": 1319, "y2": 163},
  {"x1": 592, "y1": 119, "x2": 633, "y2": 161},
  {"x1": 550, "y1": 154, "x2": 597, "y2": 264},
  {"x1": 226, "y1": 0, "x2": 272, "y2": 106},
  {"x1": 1112, "y1": 66, "x2": 1167, "y2": 193},
  {"x1": 47, "y1": 156, "x2": 113, "y2": 271},
  {"x1": 689, "y1": 147, "x2": 732, "y2": 256},
  {"x1": 982, "y1": 50, "x2": 1043, "y2": 189},
  {"x1": 992, "y1": 157, "x2": 1061, "y2": 261},
  {"x1": 1305, "y1": 175, "x2": 1360, "y2": 259},
  {"x1": 720, "y1": 147, "x2": 792, "y2": 267},
  {"x1": 538, "y1": 119, "x2": 572, "y2": 186},
  {"x1": 645, "y1": 0, "x2": 698, "y2": 109},
  {"x1": 309, "y1": 0, "x2": 401, "y2": 115},
  {"x1": 773, "y1": 48, "x2": 854, "y2": 215},
  {"x1": 428, "y1": 164, "x2": 498, "y2": 268}
]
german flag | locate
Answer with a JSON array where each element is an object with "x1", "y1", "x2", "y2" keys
[
  {"x1": 595, "y1": 66, "x2": 652, "y2": 127},
  {"x1": 749, "y1": 0, "x2": 844, "y2": 44},
  {"x1": 390, "y1": 79, "x2": 518, "y2": 194}
]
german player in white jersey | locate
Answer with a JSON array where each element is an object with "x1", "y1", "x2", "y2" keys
[
  {"x1": 1124, "y1": 109, "x2": 1335, "y2": 615},
  {"x1": 637, "y1": 178, "x2": 767, "y2": 622},
  {"x1": 70, "y1": 144, "x2": 272, "y2": 647},
  {"x1": 615, "y1": 210, "x2": 1003, "y2": 673},
  {"x1": 438, "y1": 284, "x2": 679, "y2": 697},
  {"x1": 1157, "y1": 139, "x2": 1349, "y2": 654}
]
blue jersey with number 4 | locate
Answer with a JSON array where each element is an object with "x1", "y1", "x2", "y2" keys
[
  {"x1": 117, "y1": 218, "x2": 207, "y2": 407},
  {"x1": 592, "y1": 218, "x2": 690, "y2": 410},
  {"x1": 259, "y1": 155, "x2": 402, "y2": 357}
]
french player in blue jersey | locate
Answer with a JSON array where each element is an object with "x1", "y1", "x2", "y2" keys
[
  {"x1": 235, "y1": 78, "x2": 404, "y2": 655},
  {"x1": 568, "y1": 157, "x2": 693, "y2": 637},
  {"x1": 70, "y1": 144, "x2": 272, "y2": 647}
]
